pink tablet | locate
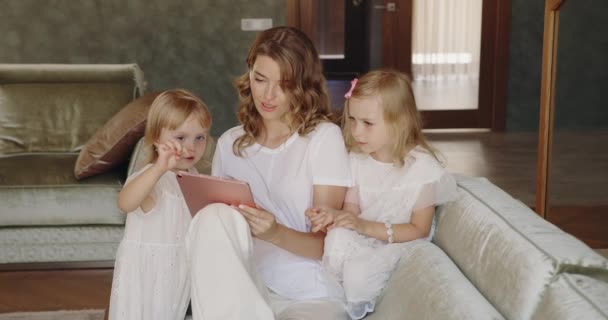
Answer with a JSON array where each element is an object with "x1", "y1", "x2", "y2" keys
[{"x1": 176, "y1": 172, "x2": 255, "y2": 216}]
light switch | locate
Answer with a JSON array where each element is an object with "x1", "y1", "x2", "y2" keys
[{"x1": 241, "y1": 18, "x2": 273, "y2": 31}]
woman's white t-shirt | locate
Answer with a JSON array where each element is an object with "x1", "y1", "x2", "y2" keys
[{"x1": 212, "y1": 122, "x2": 352, "y2": 301}]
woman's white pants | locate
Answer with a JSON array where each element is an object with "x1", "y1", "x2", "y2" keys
[{"x1": 185, "y1": 203, "x2": 347, "y2": 320}]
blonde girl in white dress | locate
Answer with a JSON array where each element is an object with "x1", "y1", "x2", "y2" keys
[
  {"x1": 108, "y1": 89, "x2": 212, "y2": 320},
  {"x1": 306, "y1": 70, "x2": 457, "y2": 319}
]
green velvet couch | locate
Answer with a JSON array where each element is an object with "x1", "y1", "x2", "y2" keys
[{"x1": 0, "y1": 64, "x2": 144, "y2": 268}]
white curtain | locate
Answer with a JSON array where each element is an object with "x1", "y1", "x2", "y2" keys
[{"x1": 412, "y1": 0, "x2": 483, "y2": 81}]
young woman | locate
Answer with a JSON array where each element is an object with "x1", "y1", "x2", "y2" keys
[{"x1": 185, "y1": 27, "x2": 352, "y2": 319}]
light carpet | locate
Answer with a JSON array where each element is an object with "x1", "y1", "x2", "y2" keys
[{"x1": 0, "y1": 309, "x2": 104, "y2": 320}]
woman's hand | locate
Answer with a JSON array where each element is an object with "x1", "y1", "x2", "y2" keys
[
  {"x1": 330, "y1": 211, "x2": 368, "y2": 234},
  {"x1": 236, "y1": 204, "x2": 280, "y2": 243},
  {"x1": 154, "y1": 139, "x2": 183, "y2": 172}
]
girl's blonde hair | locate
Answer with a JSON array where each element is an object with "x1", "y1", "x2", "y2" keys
[
  {"x1": 233, "y1": 26, "x2": 333, "y2": 156},
  {"x1": 144, "y1": 89, "x2": 212, "y2": 163},
  {"x1": 342, "y1": 69, "x2": 439, "y2": 167}
]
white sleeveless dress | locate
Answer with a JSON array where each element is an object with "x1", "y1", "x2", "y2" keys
[
  {"x1": 323, "y1": 148, "x2": 457, "y2": 319},
  {"x1": 108, "y1": 164, "x2": 195, "y2": 320}
]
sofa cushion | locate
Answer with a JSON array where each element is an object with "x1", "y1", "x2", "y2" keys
[
  {"x1": 0, "y1": 225, "x2": 124, "y2": 264},
  {"x1": 532, "y1": 273, "x2": 608, "y2": 320},
  {"x1": 367, "y1": 240, "x2": 504, "y2": 320},
  {"x1": 0, "y1": 153, "x2": 125, "y2": 226},
  {"x1": 434, "y1": 175, "x2": 608, "y2": 320},
  {"x1": 74, "y1": 91, "x2": 161, "y2": 179},
  {"x1": 0, "y1": 64, "x2": 144, "y2": 154}
]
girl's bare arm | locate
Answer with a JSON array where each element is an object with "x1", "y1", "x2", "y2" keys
[
  {"x1": 355, "y1": 206, "x2": 435, "y2": 242},
  {"x1": 117, "y1": 164, "x2": 165, "y2": 213}
]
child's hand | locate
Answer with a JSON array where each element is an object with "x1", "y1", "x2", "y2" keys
[
  {"x1": 304, "y1": 208, "x2": 318, "y2": 219},
  {"x1": 306, "y1": 207, "x2": 336, "y2": 233},
  {"x1": 329, "y1": 211, "x2": 367, "y2": 234},
  {"x1": 154, "y1": 139, "x2": 183, "y2": 171}
]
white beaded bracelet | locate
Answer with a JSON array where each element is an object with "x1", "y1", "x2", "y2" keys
[{"x1": 384, "y1": 221, "x2": 394, "y2": 243}]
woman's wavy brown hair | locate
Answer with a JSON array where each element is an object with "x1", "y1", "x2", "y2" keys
[
  {"x1": 233, "y1": 26, "x2": 333, "y2": 156},
  {"x1": 342, "y1": 69, "x2": 441, "y2": 167}
]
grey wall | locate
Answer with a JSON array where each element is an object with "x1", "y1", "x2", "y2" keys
[
  {"x1": 506, "y1": 0, "x2": 608, "y2": 131},
  {"x1": 0, "y1": 0, "x2": 285, "y2": 136},
  {"x1": 554, "y1": 1, "x2": 608, "y2": 130},
  {"x1": 505, "y1": 0, "x2": 544, "y2": 131}
]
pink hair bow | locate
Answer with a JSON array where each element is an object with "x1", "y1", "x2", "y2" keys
[{"x1": 344, "y1": 78, "x2": 358, "y2": 99}]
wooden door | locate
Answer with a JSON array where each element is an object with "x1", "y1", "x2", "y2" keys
[{"x1": 381, "y1": 0, "x2": 511, "y2": 130}]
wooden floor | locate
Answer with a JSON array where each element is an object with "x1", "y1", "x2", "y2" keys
[
  {"x1": 428, "y1": 130, "x2": 538, "y2": 205},
  {"x1": 427, "y1": 130, "x2": 608, "y2": 248},
  {"x1": 0, "y1": 130, "x2": 606, "y2": 315},
  {"x1": 0, "y1": 269, "x2": 113, "y2": 317}
]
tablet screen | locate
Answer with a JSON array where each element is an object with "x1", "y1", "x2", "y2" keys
[{"x1": 176, "y1": 172, "x2": 255, "y2": 216}]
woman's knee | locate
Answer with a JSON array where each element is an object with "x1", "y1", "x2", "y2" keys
[
  {"x1": 187, "y1": 203, "x2": 251, "y2": 253},
  {"x1": 193, "y1": 203, "x2": 244, "y2": 225}
]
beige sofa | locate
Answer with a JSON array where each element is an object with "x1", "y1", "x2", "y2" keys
[
  {"x1": 368, "y1": 176, "x2": 608, "y2": 320},
  {"x1": 129, "y1": 138, "x2": 608, "y2": 320}
]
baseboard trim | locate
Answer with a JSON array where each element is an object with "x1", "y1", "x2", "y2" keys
[{"x1": 0, "y1": 261, "x2": 114, "y2": 272}]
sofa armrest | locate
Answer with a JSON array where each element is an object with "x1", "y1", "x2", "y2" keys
[{"x1": 532, "y1": 273, "x2": 608, "y2": 320}]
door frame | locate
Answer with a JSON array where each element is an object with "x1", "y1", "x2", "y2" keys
[
  {"x1": 287, "y1": 0, "x2": 511, "y2": 130},
  {"x1": 287, "y1": 0, "x2": 368, "y2": 78}
]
